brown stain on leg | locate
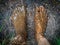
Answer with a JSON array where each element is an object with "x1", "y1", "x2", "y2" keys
[{"x1": 34, "y1": 6, "x2": 50, "y2": 45}]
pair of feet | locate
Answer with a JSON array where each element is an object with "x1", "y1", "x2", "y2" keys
[{"x1": 10, "y1": 6, "x2": 50, "y2": 45}]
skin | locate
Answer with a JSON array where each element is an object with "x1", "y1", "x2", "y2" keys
[
  {"x1": 34, "y1": 6, "x2": 50, "y2": 45},
  {"x1": 10, "y1": 6, "x2": 27, "y2": 45}
]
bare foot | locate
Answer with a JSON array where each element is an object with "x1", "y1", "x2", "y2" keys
[
  {"x1": 10, "y1": 6, "x2": 27, "y2": 45},
  {"x1": 34, "y1": 6, "x2": 50, "y2": 45}
]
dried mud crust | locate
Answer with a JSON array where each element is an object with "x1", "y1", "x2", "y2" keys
[
  {"x1": 11, "y1": 35, "x2": 26, "y2": 45},
  {"x1": 10, "y1": 6, "x2": 27, "y2": 45},
  {"x1": 34, "y1": 6, "x2": 50, "y2": 45}
]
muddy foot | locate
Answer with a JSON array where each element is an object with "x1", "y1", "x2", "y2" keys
[
  {"x1": 34, "y1": 6, "x2": 50, "y2": 45},
  {"x1": 10, "y1": 6, "x2": 27, "y2": 45}
]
